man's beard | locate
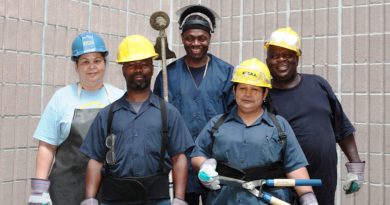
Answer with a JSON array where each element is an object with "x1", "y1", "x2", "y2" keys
[{"x1": 126, "y1": 77, "x2": 151, "y2": 90}]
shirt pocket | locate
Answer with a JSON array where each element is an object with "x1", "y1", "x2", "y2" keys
[
  {"x1": 143, "y1": 123, "x2": 164, "y2": 161},
  {"x1": 211, "y1": 130, "x2": 234, "y2": 163},
  {"x1": 265, "y1": 128, "x2": 285, "y2": 162}
]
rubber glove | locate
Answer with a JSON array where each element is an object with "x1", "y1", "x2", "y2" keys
[
  {"x1": 299, "y1": 192, "x2": 318, "y2": 205},
  {"x1": 27, "y1": 178, "x2": 52, "y2": 205},
  {"x1": 343, "y1": 161, "x2": 365, "y2": 194},
  {"x1": 172, "y1": 198, "x2": 187, "y2": 205},
  {"x1": 198, "y1": 158, "x2": 220, "y2": 190},
  {"x1": 80, "y1": 198, "x2": 99, "y2": 205}
]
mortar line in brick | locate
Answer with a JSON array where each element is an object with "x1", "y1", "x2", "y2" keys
[
  {"x1": 239, "y1": 0, "x2": 243, "y2": 63},
  {"x1": 88, "y1": 0, "x2": 92, "y2": 31},
  {"x1": 366, "y1": 1, "x2": 373, "y2": 203},
  {"x1": 380, "y1": 2, "x2": 386, "y2": 203},
  {"x1": 355, "y1": 122, "x2": 390, "y2": 125},
  {"x1": 125, "y1": 0, "x2": 129, "y2": 35}
]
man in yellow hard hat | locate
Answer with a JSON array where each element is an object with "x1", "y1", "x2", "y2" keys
[
  {"x1": 265, "y1": 27, "x2": 364, "y2": 205},
  {"x1": 153, "y1": 5, "x2": 234, "y2": 204},
  {"x1": 80, "y1": 35, "x2": 194, "y2": 205},
  {"x1": 191, "y1": 58, "x2": 318, "y2": 205}
]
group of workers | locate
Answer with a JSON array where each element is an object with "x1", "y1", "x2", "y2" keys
[{"x1": 27, "y1": 4, "x2": 365, "y2": 205}]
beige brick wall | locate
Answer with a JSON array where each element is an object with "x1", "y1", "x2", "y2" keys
[{"x1": 0, "y1": 0, "x2": 388, "y2": 204}]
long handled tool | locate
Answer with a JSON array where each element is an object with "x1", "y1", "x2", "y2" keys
[
  {"x1": 219, "y1": 176, "x2": 322, "y2": 205},
  {"x1": 150, "y1": 11, "x2": 176, "y2": 102}
]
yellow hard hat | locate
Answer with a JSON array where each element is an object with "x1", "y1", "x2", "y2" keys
[
  {"x1": 264, "y1": 27, "x2": 301, "y2": 56},
  {"x1": 231, "y1": 58, "x2": 272, "y2": 88},
  {"x1": 116, "y1": 35, "x2": 159, "y2": 63}
]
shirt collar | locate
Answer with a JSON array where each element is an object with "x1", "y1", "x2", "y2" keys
[
  {"x1": 181, "y1": 53, "x2": 214, "y2": 67},
  {"x1": 225, "y1": 105, "x2": 274, "y2": 127},
  {"x1": 114, "y1": 91, "x2": 161, "y2": 112}
]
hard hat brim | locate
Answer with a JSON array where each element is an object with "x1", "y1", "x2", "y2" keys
[
  {"x1": 116, "y1": 53, "x2": 159, "y2": 64},
  {"x1": 264, "y1": 42, "x2": 301, "y2": 56}
]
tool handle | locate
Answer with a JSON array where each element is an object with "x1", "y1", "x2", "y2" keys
[
  {"x1": 265, "y1": 179, "x2": 322, "y2": 187},
  {"x1": 261, "y1": 192, "x2": 291, "y2": 205}
]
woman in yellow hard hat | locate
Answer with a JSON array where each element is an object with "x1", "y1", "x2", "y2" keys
[{"x1": 191, "y1": 58, "x2": 318, "y2": 204}]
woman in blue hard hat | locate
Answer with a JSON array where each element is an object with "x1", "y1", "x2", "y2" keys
[{"x1": 27, "y1": 32, "x2": 124, "y2": 205}]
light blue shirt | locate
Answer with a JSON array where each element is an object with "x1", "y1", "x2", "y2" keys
[{"x1": 33, "y1": 83, "x2": 124, "y2": 145}]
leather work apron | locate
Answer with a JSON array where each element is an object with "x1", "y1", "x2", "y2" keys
[{"x1": 48, "y1": 84, "x2": 113, "y2": 205}]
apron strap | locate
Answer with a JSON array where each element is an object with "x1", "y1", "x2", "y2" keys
[
  {"x1": 267, "y1": 112, "x2": 287, "y2": 145},
  {"x1": 267, "y1": 112, "x2": 287, "y2": 163},
  {"x1": 77, "y1": 83, "x2": 114, "y2": 108},
  {"x1": 107, "y1": 101, "x2": 116, "y2": 135},
  {"x1": 104, "y1": 100, "x2": 117, "y2": 173},
  {"x1": 209, "y1": 112, "x2": 229, "y2": 146},
  {"x1": 211, "y1": 113, "x2": 229, "y2": 135}
]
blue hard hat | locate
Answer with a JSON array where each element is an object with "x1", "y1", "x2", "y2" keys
[{"x1": 71, "y1": 32, "x2": 108, "y2": 61}]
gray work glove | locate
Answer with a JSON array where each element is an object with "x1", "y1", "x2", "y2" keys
[
  {"x1": 172, "y1": 198, "x2": 187, "y2": 205},
  {"x1": 343, "y1": 161, "x2": 365, "y2": 194},
  {"x1": 27, "y1": 178, "x2": 52, "y2": 205},
  {"x1": 80, "y1": 198, "x2": 98, "y2": 205},
  {"x1": 198, "y1": 158, "x2": 221, "y2": 190},
  {"x1": 299, "y1": 192, "x2": 318, "y2": 205}
]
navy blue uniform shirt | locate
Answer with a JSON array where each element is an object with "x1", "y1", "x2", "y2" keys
[
  {"x1": 191, "y1": 106, "x2": 308, "y2": 205},
  {"x1": 153, "y1": 53, "x2": 235, "y2": 193},
  {"x1": 153, "y1": 53, "x2": 234, "y2": 139},
  {"x1": 80, "y1": 93, "x2": 194, "y2": 177},
  {"x1": 267, "y1": 74, "x2": 355, "y2": 205}
]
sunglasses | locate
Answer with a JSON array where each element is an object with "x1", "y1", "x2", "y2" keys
[{"x1": 105, "y1": 133, "x2": 116, "y2": 165}]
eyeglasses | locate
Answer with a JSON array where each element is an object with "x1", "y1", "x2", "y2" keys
[{"x1": 105, "y1": 133, "x2": 116, "y2": 165}]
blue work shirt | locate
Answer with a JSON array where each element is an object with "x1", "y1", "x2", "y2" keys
[
  {"x1": 191, "y1": 106, "x2": 308, "y2": 205},
  {"x1": 80, "y1": 92, "x2": 194, "y2": 177},
  {"x1": 153, "y1": 53, "x2": 234, "y2": 140},
  {"x1": 153, "y1": 53, "x2": 235, "y2": 193}
]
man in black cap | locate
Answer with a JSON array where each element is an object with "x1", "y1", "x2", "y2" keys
[{"x1": 153, "y1": 4, "x2": 235, "y2": 205}]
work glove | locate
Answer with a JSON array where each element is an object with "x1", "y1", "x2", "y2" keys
[
  {"x1": 198, "y1": 158, "x2": 221, "y2": 190},
  {"x1": 343, "y1": 161, "x2": 365, "y2": 194},
  {"x1": 172, "y1": 198, "x2": 187, "y2": 205},
  {"x1": 299, "y1": 192, "x2": 318, "y2": 205},
  {"x1": 80, "y1": 198, "x2": 99, "y2": 205},
  {"x1": 27, "y1": 178, "x2": 52, "y2": 205}
]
